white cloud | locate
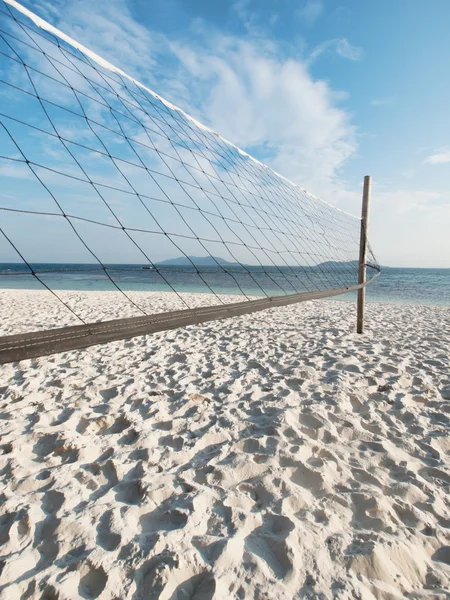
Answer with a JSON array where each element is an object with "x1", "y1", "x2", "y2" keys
[
  {"x1": 424, "y1": 150, "x2": 450, "y2": 164},
  {"x1": 315, "y1": 184, "x2": 450, "y2": 268},
  {"x1": 309, "y1": 38, "x2": 364, "y2": 63},
  {"x1": 168, "y1": 36, "x2": 356, "y2": 191},
  {"x1": 0, "y1": 161, "x2": 33, "y2": 180},
  {"x1": 369, "y1": 189, "x2": 450, "y2": 267},
  {"x1": 25, "y1": 0, "x2": 357, "y2": 195},
  {"x1": 297, "y1": 0, "x2": 324, "y2": 27}
]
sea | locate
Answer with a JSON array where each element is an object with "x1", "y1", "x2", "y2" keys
[{"x1": 0, "y1": 264, "x2": 449, "y2": 306}]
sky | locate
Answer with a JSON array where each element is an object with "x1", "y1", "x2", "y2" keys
[{"x1": 1, "y1": 0, "x2": 450, "y2": 268}]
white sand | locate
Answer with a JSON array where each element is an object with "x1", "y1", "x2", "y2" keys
[{"x1": 1, "y1": 290, "x2": 450, "y2": 600}]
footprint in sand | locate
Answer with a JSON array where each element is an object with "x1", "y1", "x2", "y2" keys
[
  {"x1": 115, "y1": 464, "x2": 146, "y2": 505},
  {"x1": 290, "y1": 463, "x2": 325, "y2": 495},
  {"x1": 206, "y1": 501, "x2": 235, "y2": 537},
  {"x1": 238, "y1": 482, "x2": 275, "y2": 509},
  {"x1": 119, "y1": 428, "x2": 139, "y2": 446},
  {"x1": 133, "y1": 552, "x2": 179, "y2": 600},
  {"x1": 51, "y1": 407, "x2": 75, "y2": 426},
  {"x1": 392, "y1": 502, "x2": 421, "y2": 528},
  {"x1": 350, "y1": 494, "x2": 390, "y2": 533},
  {"x1": 140, "y1": 495, "x2": 192, "y2": 533},
  {"x1": 299, "y1": 413, "x2": 324, "y2": 430},
  {"x1": 245, "y1": 514, "x2": 294, "y2": 580},
  {"x1": 105, "y1": 415, "x2": 131, "y2": 435},
  {"x1": 419, "y1": 466, "x2": 450, "y2": 486},
  {"x1": 41, "y1": 490, "x2": 65, "y2": 514},
  {"x1": 96, "y1": 509, "x2": 122, "y2": 551},
  {"x1": 192, "y1": 537, "x2": 227, "y2": 564},
  {"x1": 153, "y1": 420, "x2": 173, "y2": 431},
  {"x1": 142, "y1": 507, "x2": 189, "y2": 533},
  {"x1": 1, "y1": 442, "x2": 13, "y2": 455},
  {"x1": 32, "y1": 433, "x2": 61, "y2": 458},
  {"x1": 351, "y1": 468, "x2": 383, "y2": 489},
  {"x1": 169, "y1": 572, "x2": 216, "y2": 600},
  {"x1": 116, "y1": 480, "x2": 145, "y2": 505},
  {"x1": 167, "y1": 353, "x2": 187, "y2": 365},
  {"x1": 78, "y1": 561, "x2": 108, "y2": 599},
  {"x1": 80, "y1": 459, "x2": 119, "y2": 499},
  {"x1": 129, "y1": 448, "x2": 149, "y2": 461},
  {"x1": 159, "y1": 434, "x2": 184, "y2": 451},
  {"x1": 99, "y1": 386, "x2": 118, "y2": 401},
  {"x1": 32, "y1": 434, "x2": 79, "y2": 464},
  {"x1": 432, "y1": 546, "x2": 450, "y2": 566},
  {"x1": 35, "y1": 517, "x2": 60, "y2": 568},
  {"x1": 282, "y1": 427, "x2": 302, "y2": 445}
]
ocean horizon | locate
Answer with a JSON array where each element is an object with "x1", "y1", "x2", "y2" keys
[{"x1": 0, "y1": 263, "x2": 449, "y2": 306}]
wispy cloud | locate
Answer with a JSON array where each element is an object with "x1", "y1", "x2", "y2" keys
[
  {"x1": 297, "y1": 0, "x2": 324, "y2": 27},
  {"x1": 371, "y1": 96, "x2": 395, "y2": 106},
  {"x1": 309, "y1": 38, "x2": 364, "y2": 63},
  {"x1": 26, "y1": 0, "x2": 357, "y2": 195},
  {"x1": 168, "y1": 36, "x2": 356, "y2": 191},
  {"x1": 424, "y1": 149, "x2": 450, "y2": 164},
  {"x1": 28, "y1": 0, "x2": 165, "y2": 81},
  {"x1": 335, "y1": 39, "x2": 364, "y2": 60},
  {"x1": 231, "y1": 0, "x2": 278, "y2": 35},
  {"x1": 232, "y1": 0, "x2": 254, "y2": 32},
  {"x1": 0, "y1": 160, "x2": 33, "y2": 180}
]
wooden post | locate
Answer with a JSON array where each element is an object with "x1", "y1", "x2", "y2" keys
[{"x1": 357, "y1": 175, "x2": 371, "y2": 334}]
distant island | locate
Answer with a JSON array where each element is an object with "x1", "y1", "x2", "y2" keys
[
  {"x1": 317, "y1": 260, "x2": 359, "y2": 269},
  {"x1": 156, "y1": 257, "x2": 364, "y2": 269},
  {"x1": 157, "y1": 256, "x2": 238, "y2": 267}
]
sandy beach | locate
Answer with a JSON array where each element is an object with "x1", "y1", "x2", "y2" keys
[{"x1": 1, "y1": 290, "x2": 450, "y2": 599}]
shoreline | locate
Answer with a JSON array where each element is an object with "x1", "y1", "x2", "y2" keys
[{"x1": 0, "y1": 286, "x2": 450, "y2": 308}]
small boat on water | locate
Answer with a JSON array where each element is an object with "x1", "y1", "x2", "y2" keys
[{"x1": 142, "y1": 266, "x2": 153, "y2": 270}]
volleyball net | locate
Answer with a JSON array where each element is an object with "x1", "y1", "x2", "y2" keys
[{"x1": 0, "y1": 0, "x2": 379, "y2": 363}]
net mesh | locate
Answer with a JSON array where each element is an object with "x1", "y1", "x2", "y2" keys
[{"x1": 0, "y1": 0, "x2": 379, "y2": 338}]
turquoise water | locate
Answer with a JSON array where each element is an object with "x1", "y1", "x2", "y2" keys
[
  {"x1": 339, "y1": 267, "x2": 450, "y2": 306},
  {"x1": 0, "y1": 264, "x2": 449, "y2": 306}
]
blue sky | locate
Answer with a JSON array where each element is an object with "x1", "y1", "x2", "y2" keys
[{"x1": 2, "y1": 0, "x2": 450, "y2": 267}]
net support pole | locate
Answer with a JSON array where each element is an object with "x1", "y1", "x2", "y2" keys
[{"x1": 357, "y1": 175, "x2": 372, "y2": 334}]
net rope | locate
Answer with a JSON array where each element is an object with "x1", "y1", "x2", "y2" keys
[{"x1": 0, "y1": 0, "x2": 379, "y2": 360}]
